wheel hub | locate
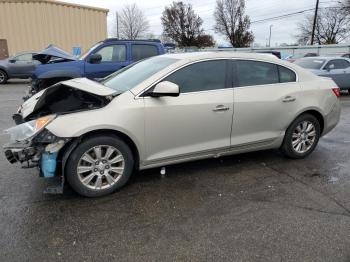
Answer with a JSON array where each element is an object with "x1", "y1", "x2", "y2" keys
[
  {"x1": 291, "y1": 121, "x2": 316, "y2": 154},
  {"x1": 77, "y1": 145, "x2": 125, "y2": 190}
]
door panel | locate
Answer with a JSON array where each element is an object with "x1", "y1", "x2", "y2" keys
[
  {"x1": 231, "y1": 60, "x2": 301, "y2": 146},
  {"x1": 232, "y1": 83, "x2": 301, "y2": 146},
  {"x1": 7, "y1": 53, "x2": 36, "y2": 77},
  {"x1": 144, "y1": 90, "x2": 234, "y2": 162},
  {"x1": 320, "y1": 59, "x2": 350, "y2": 89},
  {"x1": 321, "y1": 69, "x2": 347, "y2": 88},
  {"x1": 84, "y1": 44, "x2": 129, "y2": 79}
]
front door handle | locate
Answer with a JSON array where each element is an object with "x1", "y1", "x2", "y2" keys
[
  {"x1": 282, "y1": 96, "x2": 296, "y2": 103},
  {"x1": 213, "y1": 105, "x2": 230, "y2": 112}
]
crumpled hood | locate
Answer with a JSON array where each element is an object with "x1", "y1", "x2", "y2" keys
[
  {"x1": 60, "y1": 78, "x2": 116, "y2": 96},
  {"x1": 33, "y1": 45, "x2": 76, "y2": 64},
  {"x1": 19, "y1": 78, "x2": 116, "y2": 119}
]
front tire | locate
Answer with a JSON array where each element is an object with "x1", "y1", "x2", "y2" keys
[
  {"x1": 280, "y1": 114, "x2": 321, "y2": 159},
  {"x1": 0, "y1": 70, "x2": 8, "y2": 84},
  {"x1": 66, "y1": 135, "x2": 134, "y2": 197}
]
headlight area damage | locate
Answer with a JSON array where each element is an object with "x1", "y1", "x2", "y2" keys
[
  {"x1": 4, "y1": 78, "x2": 116, "y2": 193},
  {"x1": 18, "y1": 79, "x2": 114, "y2": 123},
  {"x1": 4, "y1": 115, "x2": 68, "y2": 174}
]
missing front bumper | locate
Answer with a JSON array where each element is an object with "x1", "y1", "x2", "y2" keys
[{"x1": 4, "y1": 143, "x2": 39, "y2": 166}]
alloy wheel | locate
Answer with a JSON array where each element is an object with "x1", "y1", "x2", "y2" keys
[
  {"x1": 77, "y1": 145, "x2": 125, "y2": 190},
  {"x1": 291, "y1": 121, "x2": 316, "y2": 154}
]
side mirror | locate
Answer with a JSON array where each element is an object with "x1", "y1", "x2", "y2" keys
[
  {"x1": 149, "y1": 81, "x2": 180, "y2": 97},
  {"x1": 9, "y1": 59, "x2": 16, "y2": 63},
  {"x1": 88, "y1": 53, "x2": 102, "y2": 64},
  {"x1": 327, "y1": 64, "x2": 335, "y2": 71}
]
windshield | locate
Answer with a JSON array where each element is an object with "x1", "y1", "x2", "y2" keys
[
  {"x1": 79, "y1": 42, "x2": 102, "y2": 60},
  {"x1": 102, "y1": 56, "x2": 179, "y2": 92},
  {"x1": 295, "y1": 59, "x2": 326, "y2": 70}
]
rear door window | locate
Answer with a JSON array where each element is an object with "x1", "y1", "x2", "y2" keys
[
  {"x1": 236, "y1": 60, "x2": 279, "y2": 87},
  {"x1": 132, "y1": 45, "x2": 158, "y2": 61}
]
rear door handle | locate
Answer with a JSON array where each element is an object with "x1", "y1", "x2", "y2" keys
[
  {"x1": 213, "y1": 105, "x2": 230, "y2": 112},
  {"x1": 282, "y1": 96, "x2": 296, "y2": 103}
]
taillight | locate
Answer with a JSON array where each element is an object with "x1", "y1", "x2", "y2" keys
[{"x1": 332, "y1": 87, "x2": 341, "y2": 98}]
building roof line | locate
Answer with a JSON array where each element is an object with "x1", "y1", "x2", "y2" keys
[{"x1": 0, "y1": 0, "x2": 109, "y2": 13}]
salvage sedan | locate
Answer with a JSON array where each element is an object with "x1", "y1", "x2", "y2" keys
[{"x1": 4, "y1": 52, "x2": 341, "y2": 197}]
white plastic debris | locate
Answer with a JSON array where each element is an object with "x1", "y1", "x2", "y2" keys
[{"x1": 160, "y1": 167, "x2": 166, "y2": 175}]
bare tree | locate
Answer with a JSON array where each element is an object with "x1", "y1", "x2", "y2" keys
[
  {"x1": 297, "y1": 7, "x2": 349, "y2": 45},
  {"x1": 118, "y1": 4, "x2": 149, "y2": 39},
  {"x1": 214, "y1": 0, "x2": 254, "y2": 47},
  {"x1": 161, "y1": 1, "x2": 214, "y2": 47}
]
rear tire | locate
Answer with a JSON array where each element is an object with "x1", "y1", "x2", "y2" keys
[
  {"x1": 0, "y1": 70, "x2": 8, "y2": 84},
  {"x1": 66, "y1": 135, "x2": 134, "y2": 197},
  {"x1": 280, "y1": 114, "x2": 321, "y2": 159}
]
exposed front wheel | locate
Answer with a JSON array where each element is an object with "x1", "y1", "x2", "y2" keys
[
  {"x1": 66, "y1": 135, "x2": 134, "y2": 197},
  {"x1": 0, "y1": 70, "x2": 8, "y2": 84},
  {"x1": 280, "y1": 114, "x2": 321, "y2": 159}
]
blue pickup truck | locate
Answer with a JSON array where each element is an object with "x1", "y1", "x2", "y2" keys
[{"x1": 29, "y1": 39, "x2": 165, "y2": 96}]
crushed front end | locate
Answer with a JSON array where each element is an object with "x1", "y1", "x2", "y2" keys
[{"x1": 3, "y1": 115, "x2": 70, "y2": 193}]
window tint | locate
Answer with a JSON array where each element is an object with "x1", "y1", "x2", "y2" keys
[
  {"x1": 15, "y1": 53, "x2": 33, "y2": 61},
  {"x1": 132, "y1": 45, "x2": 158, "y2": 61},
  {"x1": 236, "y1": 60, "x2": 279, "y2": 87},
  {"x1": 96, "y1": 45, "x2": 126, "y2": 62},
  {"x1": 164, "y1": 60, "x2": 227, "y2": 93},
  {"x1": 325, "y1": 59, "x2": 350, "y2": 70},
  {"x1": 278, "y1": 66, "x2": 296, "y2": 83}
]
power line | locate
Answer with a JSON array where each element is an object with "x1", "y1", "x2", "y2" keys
[
  {"x1": 251, "y1": 8, "x2": 315, "y2": 24},
  {"x1": 250, "y1": 5, "x2": 345, "y2": 24}
]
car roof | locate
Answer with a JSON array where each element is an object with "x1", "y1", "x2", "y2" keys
[
  {"x1": 298, "y1": 56, "x2": 350, "y2": 61},
  {"x1": 161, "y1": 51, "x2": 280, "y2": 62}
]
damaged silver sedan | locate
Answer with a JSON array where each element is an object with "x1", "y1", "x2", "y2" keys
[{"x1": 3, "y1": 53, "x2": 341, "y2": 197}]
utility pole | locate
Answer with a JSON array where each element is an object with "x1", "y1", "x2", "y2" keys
[
  {"x1": 268, "y1": 24, "x2": 273, "y2": 47},
  {"x1": 311, "y1": 0, "x2": 320, "y2": 45},
  {"x1": 116, "y1": 11, "x2": 119, "y2": 39}
]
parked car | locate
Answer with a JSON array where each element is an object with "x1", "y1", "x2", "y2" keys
[
  {"x1": 0, "y1": 52, "x2": 39, "y2": 84},
  {"x1": 256, "y1": 51, "x2": 281, "y2": 59},
  {"x1": 29, "y1": 39, "x2": 165, "y2": 97},
  {"x1": 286, "y1": 53, "x2": 318, "y2": 63},
  {"x1": 323, "y1": 53, "x2": 350, "y2": 58},
  {"x1": 4, "y1": 52, "x2": 341, "y2": 197},
  {"x1": 295, "y1": 57, "x2": 350, "y2": 93}
]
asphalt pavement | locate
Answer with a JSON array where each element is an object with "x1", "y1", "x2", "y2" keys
[{"x1": 0, "y1": 80, "x2": 350, "y2": 262}]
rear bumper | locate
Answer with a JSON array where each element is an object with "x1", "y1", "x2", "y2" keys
[{"x1": 323, "y1": 100, "x2": 341, "y2": 136}]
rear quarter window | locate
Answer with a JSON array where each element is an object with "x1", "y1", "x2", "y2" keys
[{"x1": 278, "y1": 66, "x2": 296, "y2": 83}]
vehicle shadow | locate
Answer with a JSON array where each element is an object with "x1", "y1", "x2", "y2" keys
[{"x1": 61, "y1": 148, "x2": 287, "y2": 199}]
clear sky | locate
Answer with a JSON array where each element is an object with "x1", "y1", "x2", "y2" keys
[{"x1": 63, "y1": 0, "x2": 341, "y2": 46}]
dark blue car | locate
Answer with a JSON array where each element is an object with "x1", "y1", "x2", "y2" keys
[{"x1": 30, "y1": 39, "x2": 165, "y2": 95}]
